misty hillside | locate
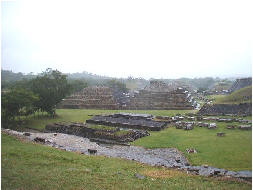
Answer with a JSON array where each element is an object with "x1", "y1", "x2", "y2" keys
[{"x1": 1, "y1": 69, "x2": 235, "y2": 91}]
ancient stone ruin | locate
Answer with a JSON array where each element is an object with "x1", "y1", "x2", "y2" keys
[
  {"x1": 127, "y1": 87, "x2": 195, "y2": 110},
  {"x1": 228, "y1": 77, "x2": 252, "y2": 93},
  {"x1": 45, "y1": 122, "x2": 149, "y2": 144},
  {"x1": 58, "y1": 80, "x2": 196, "y2": 110},
  {"x1": 58, "y1": 86, "x2": 120, "y2": 109},
  {"x1": 198, "y1": 103, "x2": 252, "y2": 116},
  {"x1": 86, "y1": 113, "x2": 167, "y2": 131}
]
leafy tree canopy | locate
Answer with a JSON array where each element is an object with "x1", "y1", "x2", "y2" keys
[{"x1": 31, "y1": 68, "x2": 71, "y2": 116}]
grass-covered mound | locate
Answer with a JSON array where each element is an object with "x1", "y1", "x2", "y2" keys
[
  {"x1": 211, "y1": 86, "x2": 252, "y2": 104},
  {"x1": 1, "y1": 134, "x2": 251, "y2": 190}
]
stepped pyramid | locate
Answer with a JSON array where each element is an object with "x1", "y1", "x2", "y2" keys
[{"x1": 228, "y1": 78, "x2": 252, "y2": 93}]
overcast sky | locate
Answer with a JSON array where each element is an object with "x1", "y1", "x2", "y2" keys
[{"x1": 1, "y1": 0, "x2": 252, "y2": 79}]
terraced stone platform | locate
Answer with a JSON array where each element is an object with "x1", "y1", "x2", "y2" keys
[{"x1": 86, "y1": 113, "x2": 167, "y2": 131}]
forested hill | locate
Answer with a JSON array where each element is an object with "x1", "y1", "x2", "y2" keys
[{"x1": 1, "y1": 69, "x2": 237, "y2": 91}]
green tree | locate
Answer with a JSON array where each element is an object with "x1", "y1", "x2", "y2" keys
[
  {"x1": 1, "y1": 88, "x2": 39, "y2": 123},
  {"x1": 68, "y1": 79, "x2": 88, "y2": 93},
  {"x1": 106, "y1": 79, "x2": 128, "y2": 93},
  {"x1": 31, "y1": 68, "x2": 71, "y2": 117}
]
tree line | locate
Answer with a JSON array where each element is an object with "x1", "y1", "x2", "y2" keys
[
  {"x1": 1, "y1": 69, "x2": 78, "y2": 124},
  {"x1": 1, "y1": 69, "x2": 129, "y2": 125}
]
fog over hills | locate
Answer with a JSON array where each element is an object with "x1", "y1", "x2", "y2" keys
[{"x1": 2, "y1": 1, "x2": 252, "y2": 80}]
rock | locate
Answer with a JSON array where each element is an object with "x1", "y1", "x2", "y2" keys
[
  {"x1": 34, "y1": 137, "x2": 46, "y2": 143},
  {"x1": 198, "y1": 103, "x2": 252, "y2": 116},
  {"x1": 196, "y1": 116, "x2": 203, "y2": 121},
  {"x1": 203, "y1": 123, "x2": 209, "y2": 127},
  {"x1": 239, "y1": 120, "x2": 249, "y2": 123},
  {"x1": 135, "y1": 173, "x2": 145, "y2": 179},
  {"x1": 198, "y1": 168, "x2": 215, "y2": 177},
  {"x1": 227, "y1": 125, "x2": 236, "y2": 129},
  {"x1": 235, "y1": 171, "x2": 252, "y2": 181},
  {"x1": 208, "y1": 123, "x2": 216, "y2": 129},
  {"x1": 184, "y1": 124, "x2": 194, "y2": 130},
  {"x1": 187, "y1": 117, "x2": 195, "y2": 121},
  {"x1": 186, "y1": 148, "x2": 197, "y2": 154},
  {"x1": 88, "y1": 149, "x2": 97, "y2": 154},
  {"x1": 23, "y1": 132, "x2": 31, "y2": 136},
  {"x1": 238, "y1": 125, "x2": 252, "y2": 130},
  {"x1": 54, "y1": 133, "x2": 57, "y2": 136},
  {"x1": 217, "y1": 132, "x2": 225, "y2": 137}
]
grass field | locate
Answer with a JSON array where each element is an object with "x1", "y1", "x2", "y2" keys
[
  {"x1": 2, "y1": 134, "x2": 252, "y2": 190},
  {"x1": 9, "y1": 109, "x2": 252, "y2": 171},
  {"x1": 133, "y1": 123, "x2": 252, "y2": 171}
]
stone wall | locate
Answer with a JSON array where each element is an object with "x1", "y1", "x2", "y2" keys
[
  {"x1": 126, "y1": 88, "x2": 194, "y2": 110},
  {"x1": 228, "y1": 78, "x2": 252, "y2": 93},
  {"x1": 45, "y1": 122, "x2": 149, "y2": 143},
  {"x1": 86, "y1": 113, "x2": 167, "y2": 131},
  {"x1": 58, "y1": 86, "x2": 120, "y2": 109},
  {"x1": 198, "y1": 103, "x2": 252, "y2": 116}
]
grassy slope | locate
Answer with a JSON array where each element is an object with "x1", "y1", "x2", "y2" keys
[
  {"x1": 133, "y1": 122, "x2": 252, "y2": 171},
  {"x1": 2, "y1": 134, "x2": 251, "y2": 190},
  {"x1": 209, "y1": 86, "x2": 252, "y2": 104},
  {"x1": 14, "y1": 109, "x2": 252, "y2": 171}
]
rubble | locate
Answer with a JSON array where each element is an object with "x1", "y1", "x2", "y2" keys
[
  {"x1": 198, "y1": 103, "x2": 252, "y2": 116},
  {"x1": 86, "y1": 113, "x2": 167, "y2": 131},
  {"x1": 217, "y1": 132, "x2": 225, "y2": 137},
  {"x1": 45, "y1": 122, "x2": 150, "y2": 143},
  {"x1": 208, "y1": 123, "x2": 217, "y2": 129},
  {"x1": 227, "y1": 125, "x2": 236, "y2": 129},
  {"x1": 238, "y1": 125, "x2": 252, "y2": 130}
]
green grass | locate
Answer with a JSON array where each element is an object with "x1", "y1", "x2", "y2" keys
[
  {"x1": 132, "y1": 121, "x2": 252, "y2": 171},
  {"x1": 10, "y1": 109, "x2": 252, "y2": 171},
  {"x1": 86, "y1": 124, "x2": 117, "y2": 131},
  {"x1": 2, "y1": 133, "x2": 251, "y2": 190},
  {"x1": 208, "y1": 86, "x2": 252, "y2": 104}
]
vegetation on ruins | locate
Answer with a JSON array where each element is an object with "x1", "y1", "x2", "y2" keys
[
  {"x1": 68, "y1": 79, "x2": 88, "y2": 93},
  {"x1": 106, "y1": 79, "x2": 128, "y2": 92},
  {"x1": 2, "y1": 134, "x2": 251, "y2": 190}
]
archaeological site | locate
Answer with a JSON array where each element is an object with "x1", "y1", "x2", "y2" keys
[{"x1": 58, "y1": 80, "x2": 196, "y2": 110}]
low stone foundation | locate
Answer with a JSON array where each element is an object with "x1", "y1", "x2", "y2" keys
[
  {"x1": 198, "y1": 103, "x2": 252, "y2": 116},
  {"x1": 86, "y1": 113, "x2": 167, "y2": 131},
  {"x1": 45, "y1": 122, "x2": 149, "y2": 143}
]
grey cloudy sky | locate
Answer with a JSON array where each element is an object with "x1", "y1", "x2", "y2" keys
[{"x1": 1, "y1": 0, "x2": 252, "y2": 79}]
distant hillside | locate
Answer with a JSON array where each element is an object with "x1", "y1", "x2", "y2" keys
[
  {"x1": 214, "y1": 86, "x2": 252, "y2": 104},
  {"x1": 1, "y1": 70, "x2": 35, "y2": 89},
  {"x1": 210, "y1": 80, "x2": 233, "y2": 92}
]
